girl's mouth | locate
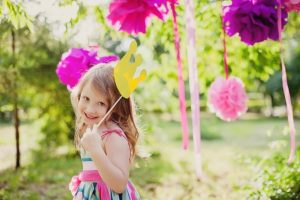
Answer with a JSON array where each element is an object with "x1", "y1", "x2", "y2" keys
[{"x1": 84, "y1": 112, "x2": 98, "y2": 120}]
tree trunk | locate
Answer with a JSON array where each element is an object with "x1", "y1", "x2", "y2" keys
[
  {"x1": 14, "y1": 87, "x2": 20, "y2": 169},
  {"x1": 270, "y1": 93, "x2": 275, "y2": 117},
  {"x1": 12, "y1": 29, "x2": 21, "y2": 169}
]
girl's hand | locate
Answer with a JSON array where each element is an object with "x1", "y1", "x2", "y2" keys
[{"x1": 81, "y1": 124, "x2": 104, "y2": 154}]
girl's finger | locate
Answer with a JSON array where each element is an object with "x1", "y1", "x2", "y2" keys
[
  {"x1": 92, "y1": 124, "x2": 98, "y2": 133},
  {"x1": 86, "y1": 127, "x2": 91, "y2": 134}
]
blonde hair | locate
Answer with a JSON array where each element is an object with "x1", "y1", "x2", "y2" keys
[{"x1": 71, "y1": 63, "x2": 140, "y2": 160}]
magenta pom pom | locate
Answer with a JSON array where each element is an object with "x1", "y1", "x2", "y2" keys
[
  {"x1": 208, "y1": 76, "x2": 248, "y2": 121},
  {"x1": 284, "y1": 0, "x2": 300, "y2": 12},
  {"x1": 107, "y1": 0, "x2": 171, "y2": 35},
  {"x1": 56, "y1": 48, "x2": 118, "y2": 90}
]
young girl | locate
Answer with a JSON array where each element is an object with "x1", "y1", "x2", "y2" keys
[{"x1": 69, "y1": 63, "x2": 141, "y2": 200}]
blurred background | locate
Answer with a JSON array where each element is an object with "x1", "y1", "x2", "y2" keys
[{"x1": 0, "y1": 0, "x2": 300, "y2": 199}]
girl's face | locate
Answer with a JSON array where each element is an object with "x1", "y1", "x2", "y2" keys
[{"x1": 78, "y1": 81, "x2": 108, "y2": 127}]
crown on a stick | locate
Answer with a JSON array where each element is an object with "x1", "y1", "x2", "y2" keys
[{"x1": 114, "y1": 40, "x2": 147, "y2": 98}]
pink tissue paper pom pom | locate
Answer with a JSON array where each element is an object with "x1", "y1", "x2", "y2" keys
[
  {"x1": 107, "y1": 0, "x2": 171, "y2": 35},
  {"x1": 56, "y1": 48, "x2": 118, "y2": 90},
  {"x1": 56, "y1": 48, "x2": 90, "y2": 90},
  {"x1": 284, "y1": 0, "x2": 300, "y2": 12},
  {"x1": 208, "y1": 76, "x2": 248, "y2": 121}
]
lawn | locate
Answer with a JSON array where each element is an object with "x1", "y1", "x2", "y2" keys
[{"x1": 0, "y1": 113, "x2": 299, "y2": 200}]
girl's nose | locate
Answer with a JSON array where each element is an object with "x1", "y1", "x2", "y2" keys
[{"x1": 85, "y1": 105, "x2": 97, "y2": 115}]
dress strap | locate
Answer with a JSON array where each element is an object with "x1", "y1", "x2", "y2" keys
[{"x1": 101, "y1": 129, "x2": 127, "y2": 140}]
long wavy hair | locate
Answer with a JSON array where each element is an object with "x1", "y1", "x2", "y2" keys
[{"x1": 70, "y1": 63, "x2": 140, "y2": 160}]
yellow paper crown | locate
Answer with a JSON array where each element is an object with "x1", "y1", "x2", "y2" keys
[{"x1": 114, "y1": 41, "x2": 147, "y2": 98}]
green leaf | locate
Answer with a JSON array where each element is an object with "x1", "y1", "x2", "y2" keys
[
  {"x1": 2, "y1": 0, "x2": 33, "y2": 32},
  {"x1": 64, "y1": 2, "x2": 87, "y2": 31}
]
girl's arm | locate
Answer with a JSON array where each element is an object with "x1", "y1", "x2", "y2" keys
[{"x1": 89, "y1": 134, "x2": 130, "y2": 193}]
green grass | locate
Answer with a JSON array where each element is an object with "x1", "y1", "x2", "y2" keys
[
  {"x1": 0, "y1": 114, "x2": 299, "y2": 199},
  {"x1": 0, "y1": 120, "x2": 43, "y2": 171},
  {"x1": 0, "y1": 153, "x2": 80, "y2": 200}
]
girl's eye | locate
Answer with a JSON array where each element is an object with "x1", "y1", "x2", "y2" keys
[
  {"x1": 98, "y1": 102, "x2": 105, "y2": 106},
  {"x1": 82, "y1": 96, "x2": 89, "y2": 102}
]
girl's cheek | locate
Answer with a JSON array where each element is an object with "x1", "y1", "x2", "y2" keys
[
  {"x1": 98, "y1": 106, "x2": 104, "y2": 114},
  {"x1": 78, "y1": 100, "x2": 85, "y2": 108}
]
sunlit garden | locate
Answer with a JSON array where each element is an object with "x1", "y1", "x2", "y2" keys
[{"x1": 1, "y1": 0, "x2": 300, "y2": 200}]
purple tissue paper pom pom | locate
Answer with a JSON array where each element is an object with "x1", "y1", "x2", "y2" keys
[{"x1": 223, "y1": 0, "x2": 288, "y2": 45}]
